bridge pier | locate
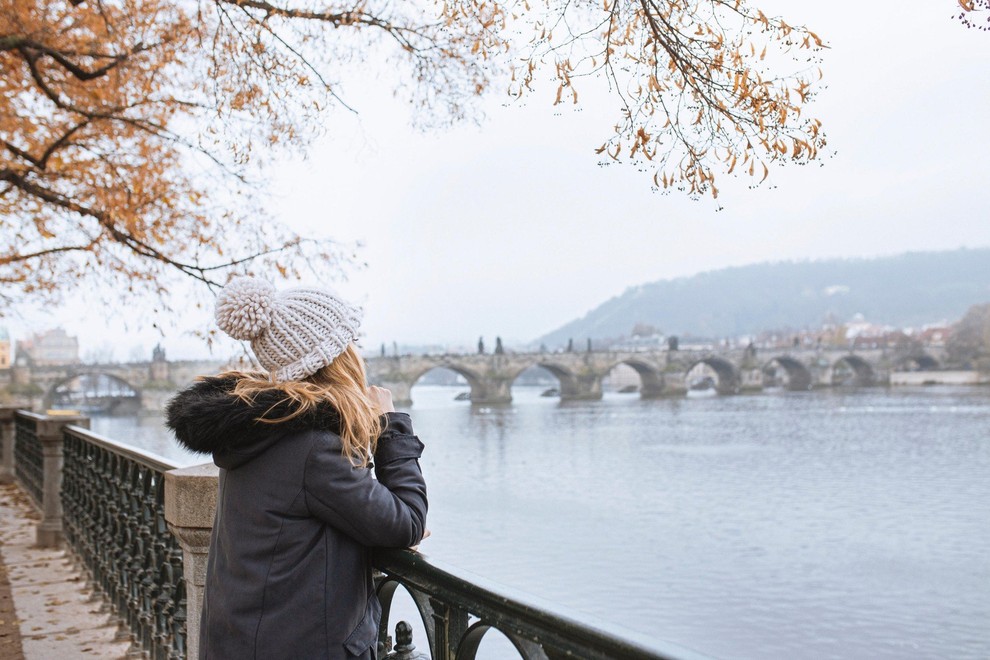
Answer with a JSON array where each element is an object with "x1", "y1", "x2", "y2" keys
[
  {"x1": 739, "y1": 367, "x2": 764, "y2": 393},
  {"x1": 627, "y1": 367, "x2": 665, "y2": 399},
  {"x1": 660, "y1": 371, "x2": 687, "y2": 396},
  {"x1": 809, "y1": 363, "x2": 831, "y2": 388},
  {"x1": 639, "y1": 380, "x2": 666, "y2": 399},
  {"x1": 139, "y1": 388, "x2": 174, "y2": 414},
  {"x1": 471, "y1": 378, "x2": 513, "y2": 405},
  {"x1": 559, "y1": 374, "x2": 602, "y2": 402}
]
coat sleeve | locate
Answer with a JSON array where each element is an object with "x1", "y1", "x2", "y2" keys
[{"x1": 303, "y1": 412, "x2": 428, "y2": 548}]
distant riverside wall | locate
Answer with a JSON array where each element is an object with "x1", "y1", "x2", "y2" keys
[{"x1": 888, "y1": 370, "x2": 986, "y2": 386}]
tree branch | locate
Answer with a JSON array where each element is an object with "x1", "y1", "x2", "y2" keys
[
  {"x1": 0, "y1": 240, "x2": 99, "y2": 266},
  {"x1": 0, "y1": 169, "x2": 316, "y2": 286}
]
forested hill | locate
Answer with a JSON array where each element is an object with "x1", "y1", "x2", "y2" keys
[{"x1": 536, "y1": 248, "x2": 990, "y2": 345}]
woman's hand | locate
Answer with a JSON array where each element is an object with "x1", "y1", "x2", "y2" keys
[
  {"x1": 409, "y1": 529, "x2": 431, "y2": 552},
  {"x1": 368, "y1": 386, "x2": 395, "y2": 414}
]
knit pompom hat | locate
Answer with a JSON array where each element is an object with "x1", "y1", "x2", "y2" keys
[{"x1": 215, "y1": 276, "x2": 362, "y2": 382}]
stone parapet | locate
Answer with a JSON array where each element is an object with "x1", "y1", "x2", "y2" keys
[
  {"x1": 0, "y1": 407, "x2": 16, "y2": 484},
  {"x1": 165, "y1": 462, "x2": 219, "y2": 660},
  {"x1": 14, "y1": 411, "x2": 90, "y2": 547}
]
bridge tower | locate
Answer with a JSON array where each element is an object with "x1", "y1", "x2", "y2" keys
[
  {"x1": 11, "y1": 355, "x2": 32, "y2": 387},
  {"x1": 149, "y1": 344, "x2": 170, "y2": 384}
]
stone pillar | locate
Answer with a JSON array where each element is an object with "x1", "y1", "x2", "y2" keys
[
  {"x1": 165, "y1": 463, "x2": 219, "y2": 660},
  {"x1": 739, "y1": 367, "x2": 764, "y2": 392},
  {"x1": 0, "y1": 407, "x2": 16, "y2": 484},
  {"x1": 559, "y1": 374, "x2": 602, "y2": 402},
  {"x1": 662, "y1": 370, "x2": 688, "y2": 396},
  {"x1": 138, "y1": 388, "x2": 178, "y2": 415},
  {"x1": 149, "y1": 359, "x2": 170, "y2": 383},
  {"x1": 35, "y1": 413, "x2": 90, "y2": 547},
  {"x1": 808, "y1": 360, "x2": 830, "y2": 389},
  {"x1": 471, "y1": 378, "x2": 513, "y2": 404},
  {"x1": 638, "y1": 378, "x2": 666, "y2": 399}
]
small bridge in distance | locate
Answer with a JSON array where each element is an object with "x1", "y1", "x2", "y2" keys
[{"x1": 3, "y1": 354, "x2": 229, "y2": 413}]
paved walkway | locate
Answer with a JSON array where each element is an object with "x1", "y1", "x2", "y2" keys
[{"x1": 0, "y1": 483, "x2": 132, "y2": 659}]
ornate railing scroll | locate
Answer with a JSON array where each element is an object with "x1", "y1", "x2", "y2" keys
[
  {"x1": 13, "y1": 412, "x2": 44, "y2": 507},
  {"x1": 373, "y1": 550, "x2": 707, "y2": 660},
  {"x1": 61, "y1": 425, "x2": 187, "y2": 660}
]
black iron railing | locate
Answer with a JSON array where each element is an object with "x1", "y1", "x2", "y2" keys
[
  {"x1": 13, "y1": 412, "x2": 44, "y2": 507},
  {"x1": 373, "y1": 549, "x2": 705, "y2": 660},
  {"x1": 3, "y1": 407, "x2": 702, "y2": 660},
  {"x1": 61, "y1": 425, "x2": 186, "y2": 660}
]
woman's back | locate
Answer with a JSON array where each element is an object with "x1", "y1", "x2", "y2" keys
[{"x1": 166, "y1": 278, "x2": 427, "y2": 660}]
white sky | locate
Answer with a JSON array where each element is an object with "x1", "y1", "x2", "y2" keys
[{"x1": 8, "y1": 1, "x2": 990, "y2": 360}]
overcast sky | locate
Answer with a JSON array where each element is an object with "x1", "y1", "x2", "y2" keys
[{"x1": 9, "y1": 1, "x2": 990, "y2": 361}]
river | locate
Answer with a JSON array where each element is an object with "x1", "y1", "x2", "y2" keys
[{"x1": 90, "y1": 385, "x2": 990, "y2": 659}]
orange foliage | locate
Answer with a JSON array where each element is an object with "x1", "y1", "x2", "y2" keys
[
  {"x1": 2, "y1": 0, "x2": 828, "y2": 312},
  {"x1": 1, "y1": 0, "x2": 502, "y2": 309}
]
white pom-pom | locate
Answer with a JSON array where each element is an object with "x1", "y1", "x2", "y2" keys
[{"x1": 215, "y1": 277, "x2": 277, "y2": 341}]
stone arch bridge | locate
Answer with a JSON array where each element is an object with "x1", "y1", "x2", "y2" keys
[
  {"x1": 4, "y1": 359, "x2": 228, "y2": 412},
  {"x1": 366, "y1": 345, "x2": 945, "y2": 405},
  {"x1": 3, "y1": 345, "x2": 946, "y2": 411}
]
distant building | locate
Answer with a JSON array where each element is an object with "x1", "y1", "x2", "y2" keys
[
  {"x1": 844, "y1": 313, "x2": 893, "y2": 341},
  {"x1": 918, "y1": 325, "x2": 951, "y2": 347},
  {"x1": 0, "y1": 328, "x2": 10, "y2": 369},
  {"x1": 17, "y1": 328, "x2": 80, "y2": 366},
  {"x1": 606, "y1": 333, "x2": 667, "y2": 351}
]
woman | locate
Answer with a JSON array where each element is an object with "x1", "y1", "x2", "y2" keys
[{"x1": 165, "y1": 276, "x2": 428, "y2": 659}]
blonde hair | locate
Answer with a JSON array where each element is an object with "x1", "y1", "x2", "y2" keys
[{"x1": 224, "y1": 344, "x2": 383, "y2": 466}]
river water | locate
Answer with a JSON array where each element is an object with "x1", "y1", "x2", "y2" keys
[{"x1": 91, "y1": 385, "x2": 990, "y2": 659}]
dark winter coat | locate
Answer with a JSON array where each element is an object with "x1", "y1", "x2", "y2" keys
[{"x1": 165, "y1": 376, "x2": 427, "y2": 660}]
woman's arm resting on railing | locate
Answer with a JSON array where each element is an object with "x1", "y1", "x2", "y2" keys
[{"x1": 303, "y1": 413, "x2": 428, "y2": 548}]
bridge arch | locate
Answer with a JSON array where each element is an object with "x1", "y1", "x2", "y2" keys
[
  {"x1": 499, "y1": 363, "x2": 563, "y2": 397},
  {"x1": 603, "y1": 359, "x2": 665, "y2": 398},
  {"x1": 686, "y1": 357, "x2": 739, "y2": 395},
  {"x1": 831, "y1": 355, "x2": 875, "y2": 387},
  {"x1": 45, "y1": 371, "x2": 142, "y2": 414},
  {"x1": 762, "y1": 356, "x2": 813, "y2": 391},
  {"x1": 406, "y1": 363, "x2": 488, "y2": 405},
  {"x1": 894, "y1": 353, "x2": 940, "y2": 371},
  {"x1": 519, "y1": 360, "x2": 594, "y2": 401}
]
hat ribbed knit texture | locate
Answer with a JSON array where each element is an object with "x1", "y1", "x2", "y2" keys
[{"x1": 215, "y1": 276, "x2": 362, "y2": 382}]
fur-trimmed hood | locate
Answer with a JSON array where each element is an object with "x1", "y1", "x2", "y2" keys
[{"x1": 165, "y1": 375, "x2": 342, "y2": 468}]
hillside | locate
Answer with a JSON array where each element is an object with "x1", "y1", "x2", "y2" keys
[{"x1": 536, "y1": 248, "x2": 990, "y2": 345}]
